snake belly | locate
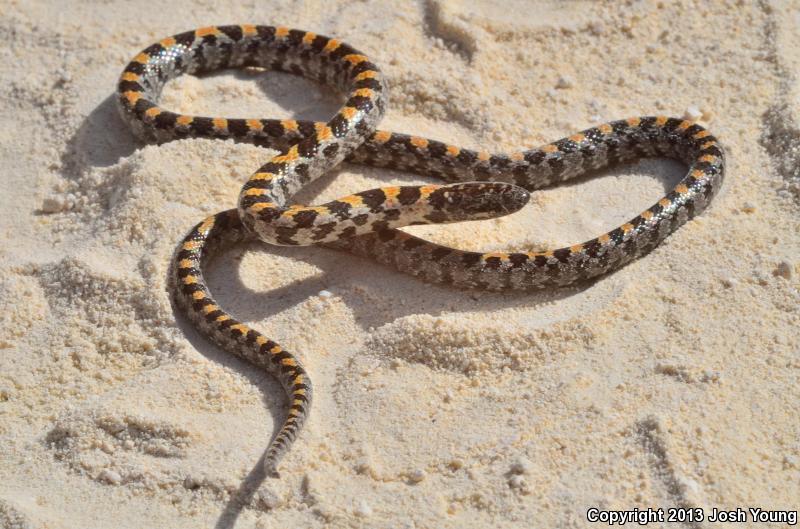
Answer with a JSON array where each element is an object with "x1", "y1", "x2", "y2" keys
[{"x1": 116, "y1": 25, "x2": 725, "y2": 474}]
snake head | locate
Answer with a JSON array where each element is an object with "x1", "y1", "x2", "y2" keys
[{"x1": 425, "y1": 182, "x2": 530, "y2": 223}]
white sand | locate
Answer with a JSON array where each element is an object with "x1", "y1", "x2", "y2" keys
[{"x1": 1, "y1": 1, "x2": 799, "y2": 527}]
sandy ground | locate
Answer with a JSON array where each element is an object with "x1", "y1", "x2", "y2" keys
[{"x1": 1, "y1": 1, "x2": 799, "y2": 528}]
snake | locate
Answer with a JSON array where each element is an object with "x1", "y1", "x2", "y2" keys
[{"x1": 116, "y1": 25, "x2": 725, "y2": 475}]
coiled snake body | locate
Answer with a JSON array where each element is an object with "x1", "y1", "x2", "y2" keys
[{"x1": 116, "y1": 25, "x2": 725, "y2": 474}]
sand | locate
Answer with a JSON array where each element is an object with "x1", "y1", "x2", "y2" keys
[{"x1": 1, "y1": 1, "x2": 798, "y2": 528}]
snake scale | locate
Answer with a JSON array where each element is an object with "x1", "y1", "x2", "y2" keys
[{"x1": 116, "y1": 25, "x2": 725, "y2": 474}]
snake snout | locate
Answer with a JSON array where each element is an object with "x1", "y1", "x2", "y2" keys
[{"x1": 497, "y1": 183, "x2": 531, "y2": 214}]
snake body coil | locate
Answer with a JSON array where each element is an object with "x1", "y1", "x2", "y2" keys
[{"x1": 117, "y1": 25, "x2": 725, "y2": 474}]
